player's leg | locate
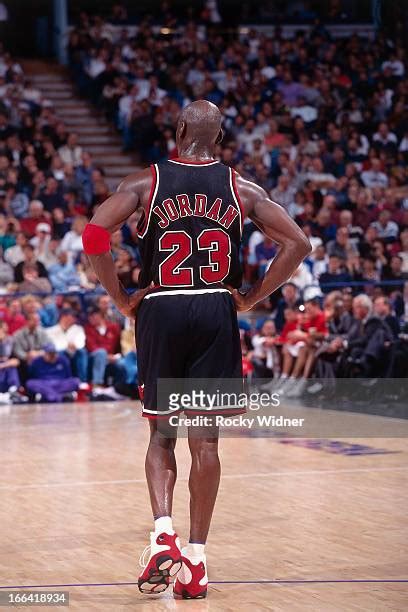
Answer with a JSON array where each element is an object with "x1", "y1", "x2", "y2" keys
[
  {"x1": 174, "y1": 423, "x2": 219, "y2": 600},
  {"x1": 138, "y1": 419, "x2": 182, "y2": 594},
  {"x1": 137, "y1": 296, "x2": 188, "y2": 594},
  {"x1": 188, "y1": 423, "x2": 220, "y2": 543},
  {"x1": 174, "y1": 292, "x2": 237, "y2": 600},
  {"x1": 145, "y1": 419, "x2": 177, "y2": 519}
]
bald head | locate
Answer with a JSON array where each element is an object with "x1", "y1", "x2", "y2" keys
[{"x1": 176, "y1": 100, "x2": 223, "y2": 156}]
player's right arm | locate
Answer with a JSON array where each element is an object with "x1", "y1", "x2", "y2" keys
[
  {"x1": 82, "y1": 168, "x2": 153, "y2": 318},
  {"x1": 232, "y1": 175, "x2": 312, "y2": 311}
]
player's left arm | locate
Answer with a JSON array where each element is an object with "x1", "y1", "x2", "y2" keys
[
  {"x1": 82, "y1": 168, "x2": 152, "y2": 317},
  {"x1": 231, "y1": 175, "x2": 312, "y2": 311}
]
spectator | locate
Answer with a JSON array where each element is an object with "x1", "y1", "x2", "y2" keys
[
  {"x1": 14, "y1": 244, "x2": 48, "y2": 283},
  {"x1": 48, "y1": 251, "x2": 81, "y2": 292},
  {"x1": 25, "y1": 343, "x2": 79, "y2": 402},
  {"x1": 85, "y1": 307, "x2": 125, "y2": 391},
  {"x1": 319, "y1": 255, "x2": 352, "y2": 294},
  {"x1": 274, "y1": 297, "x2": 327, "y2": 396},
  {"x1": 4, "y1": 231, "x2": 28, "y2": 266},
  {"x1": 58, "y1": 133, "x2": 83, "y2": 167},
  {"x1": 337, "y1": 295, "x2": 394, "y2": 377},
  {"x1": 46, "y1": 309, "x2": 88, "y2": 382},
  {"x1": 361, "y1": 159, "x2": 389, "y2": 188},
  {"x1": 18, "y1": 263, "x2": 52, "y2": 293},
  {"x1": 0, "y1": 321, "x2": 22, "y2": 400},
  {"x1": 373, "y1": 295, "x2": 400, "y2": 339},
  {"x1": 251, "y1": 319, "x2": 278, "y2": 381},
  {"x1": 59, "y1": 215, "x2": 87, "y2": 262},
  {"x1": 274, "y1": 283, "x2": 302, "y2": 332},
  {"x1": 12, "y1": 312, "x2": 50, "y2": 366},
  {"x1": 326, "y1": 227, "x2": 358, "y2": 260},
  {"x1": 119, "y1": 319, "x2": 138, "y2": 389},
  {"x1": 1, "y1": 298, "x2": 26, "y2": 334},
  {"x1": 370, "y1": 210, "x2": 399, "y2": 241},
  {"x1": 19, "y1": 200, "x2": 49, "y2": 238}
]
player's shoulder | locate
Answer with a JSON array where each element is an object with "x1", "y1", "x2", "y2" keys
[
  {"x1": 117, "y1": 166, "x2": 153, "y2": 194},
  {"x1": 234, "y1": 172, "x2": 267, "y2": 199}
]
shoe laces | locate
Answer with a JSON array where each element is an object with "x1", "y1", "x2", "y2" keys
[{"x1": 139, "y1": 544, "x2": 151, "y2": 568}]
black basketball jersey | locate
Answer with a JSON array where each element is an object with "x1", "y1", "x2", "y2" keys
[{"x1": 136, "y1": 158, "x2": 243, "y2": 290}]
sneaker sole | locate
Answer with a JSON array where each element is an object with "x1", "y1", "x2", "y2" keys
[
  {"x1": 138, "y1": 555, "x2": 182, "y2": 594},
  {"x1": 173, "y1": 587, "x2": 207, "y2": 599}
]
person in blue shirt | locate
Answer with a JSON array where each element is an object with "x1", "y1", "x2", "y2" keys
[
  {"x1": 25, "y1": 343, "x2": 79, "y2": 402},
  {"x1": 319, "y1": 255, "x2": 352, "y2": 294}
]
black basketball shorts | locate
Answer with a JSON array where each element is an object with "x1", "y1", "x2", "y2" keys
[{"x1": 136, "y1": 288, "x2": 245, "y2": 419}]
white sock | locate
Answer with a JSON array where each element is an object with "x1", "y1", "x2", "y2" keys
[
  {"x1": 184, "y1": 542, "x2": 205, "y2": 560},
  {"x1": 280, "y1": 373, "x2": 288, "y2": 380},
  {"x1": 154, "y1": 516, "x2": 174, "y2": 534}
]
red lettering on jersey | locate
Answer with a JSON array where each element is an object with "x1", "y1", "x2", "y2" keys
[
  {"x1": 176, "y1": 194, "x2": 193, "y2": 217},
  {"x1": 162, "y1": 198, "x2": 180, "y2": 221},
  {"x1": 194, "y1": 194, "x2": 207, "y2": 216},
  {"x1": 153, "y1": 205, "x2": 169, "y2": 228},
  {"x1": 219, "y1": 205, "x2": 239, "y2": 229},
  {"x1": 206, "y1": 197, "x2": 222, "y2": 221}
]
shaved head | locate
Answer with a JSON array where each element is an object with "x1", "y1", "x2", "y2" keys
[{"x1": 176, "y1": 100, "x2": 223, "y2": 156}]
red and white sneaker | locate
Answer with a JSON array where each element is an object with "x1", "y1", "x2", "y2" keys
[
  {"x1": 173, "y1": 552, "x2": 208, "y2": 599},
  {"x1": 138, "y1": 531, "x2": 182, "y2": 594}
]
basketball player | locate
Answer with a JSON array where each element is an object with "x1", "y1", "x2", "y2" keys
[{"x1": 82, "y1": 100, "x2": 311, "y2": 599}]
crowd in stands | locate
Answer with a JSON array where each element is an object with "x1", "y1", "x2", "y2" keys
[{"x1": 0, "y1": 1, "x2": 407, "y2": 402}]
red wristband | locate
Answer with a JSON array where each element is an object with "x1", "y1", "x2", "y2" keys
[{"x1": 82, "y1": 223, "x2": 111, "y2": 255}]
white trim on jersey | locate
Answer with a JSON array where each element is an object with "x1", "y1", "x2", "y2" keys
[
  {"x1": 229, "y1": 166, "x2": 243, "y2": 236},
  {"x1": 138, "y1": 163, "x2": 160, "y2": 239},
  {"x1": 168, "y1": 159, "x2": 219, "y2": 167},
  {"x1": 143, "y1": 288, "x2": 230, "y2": 300}
]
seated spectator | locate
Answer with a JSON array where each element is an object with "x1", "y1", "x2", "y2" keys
[
  {"x1": 63, "y1": 188, "x2": 87, "y2": 217},
  {"x1": 97, "y1": 294, "x2": 124, "y2": 326},
  {"x1": 58, "y1": 133, "x2": 83, "y2": 167},
  {"x1": 48, "y1": 251, "x2": 81, "y2": 292},
  {"x1": 275, "y1": 297, "x2": 327, "y2": 396},
  {"x1": 381, "y1": 255, "x2": 407, "y2": 295},
  {"x1": 361, "y1": 159, "x2": 389, "y2": 188},
  {"x1": 19, "y1": 200, "x2": 49, "y2": 238},
  {"x1": 326, "y1": 227, "x2": 358, "y2": 260},
  {"x1": 51, "y1": 207, "x2": 71, "y2": 239},
  {"x1": 319, "y1": 255, "x2": 352, "y2": 294},
  {"x1": 12, "y1": 312, "x2": 51, "y2": 369},
  {"x1": 0, "y1": 321, "x2": 22, "y2": 399},
  {"x1": 255, "y1": 237, "x2": 277, "y2": 276},
  {"x1": 40, "y1": 176, "x2": 64, "y2": 212},
  {"x1": 0, "y1": 215, "x2": 17, "y2": 255},
  {"x1": 14, "y1": 244, "x2": 49, "y2": 283},
  {"x1": 250, "y1": 319, "x2": 278, "y2": 382},
  {"x1": 118, "y1": 319, "x2": 138, "y2": 393},
  {"x1": 4, "y1": 231, "x2": 28, "y2": 266},
  {"x1": 337, "y1": 295, "x2": 394, "y2": 377},
  {"x1": 18, "y1": 263, "x2": 52, "y2": 293},
  {"x1": 46, "y1": 308, "x2": 88, "y2": 382},
  {"x1": 370, "y1": 210, "x2": 399, "y2": 241},
  {"x1": 274, "y1": 283, "x2": 302, "y2": 332},
  {"x1": 114, "y1": 247, "x2": 140, "y2": 289},
  {"x1": 1, "y1": 298, "x2": 26, "y2": 334},
  {"x1": 25, "y1": 343, "x2": 79, "y2": 402},
  {"x1": 85, "y1": 307, "x2": 125, "y2": 391},
  {"x1": 59, "y1": 215, "x2": 87, "y2": 262},
  {"x1": 0, "y1": 257, "x2": 13, "y2": 286},
  {"x1": 373, "y1": 295, "x2": 400, "y2": 339}
]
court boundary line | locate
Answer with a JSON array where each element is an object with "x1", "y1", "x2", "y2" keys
[
  {"x1": 0, "y1": 579, "x2": 407, "y2": 589},
  {"x1": 1, "y1": 465, "x2": 407, "y2": 491}
]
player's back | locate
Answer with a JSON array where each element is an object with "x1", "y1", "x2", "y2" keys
[{"x1": 137, "y1": 158, "x2": 243, "y2": 290}]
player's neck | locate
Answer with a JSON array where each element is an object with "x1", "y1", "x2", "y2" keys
[{"x1": 177, "y1": 144, "x2": 215, "y2": 162}]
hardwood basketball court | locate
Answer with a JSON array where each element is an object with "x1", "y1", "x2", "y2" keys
[{"x1": 0, "y1": 401, "x2": 407, "y2": 611}]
